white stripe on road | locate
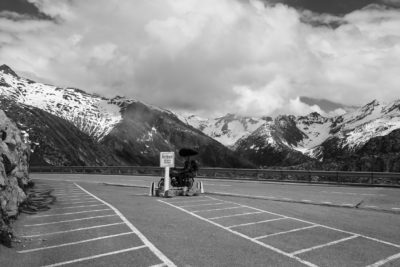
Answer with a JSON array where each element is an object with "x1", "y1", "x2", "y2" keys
[
  {"x1": 54, "y1": 193, "x2": 87, "y2": 198},
  {"x1": 227, "y1": 217, "x2": 288, "y2": 229},
  {"x1": 52, "y1": 204, "x2": 106, "y2": 210},
  {"x1": 59, "y1": 200, "x2": 99, "y2": 205},
  {"x1": 291, "y1": 235, "x2": 359, "y2": 255},
  {"x1": 392, "y1": 208, "x2": 400, "y2": 210},
  {"x1": 75, "y1": 183, "x2": 176, "y2": 267},
  {"x1": 41, "y1": 245, "x2": 148, "y2": 267},
  {"x1": 179, "y1": 202, "x2": 227, "y2": 208},
  {"x1": 254, "y1": 225, "x2": 319, "y2": 240},
  {"x1": 18, "y1": 232, "x2": 134, "y2": 253},
  {"x1": 192, "y1": 206, "x2": 242, "y2": 213},
  {"x1": 366, "y1": 251, "x2": 400, "y2": 267},
  {"x1": 31, "y1": 209, "x2": 111, "y2": 218},
  {"x1": 24, "y1": 214, "x2": 117, "y2": 226},
  {"x1": 159, "y1": 198, "x2": 318, "y2": 267},
  {"x1": 21, "y1": 222, "x2": 125, "y2": 238},
  {"x1": 208, "y1": 211, "x2": 264, "y2": 220}
]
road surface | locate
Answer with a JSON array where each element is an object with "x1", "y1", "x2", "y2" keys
[{"x1": 1, "y1": 174, "x2": 399, "y2": 266}]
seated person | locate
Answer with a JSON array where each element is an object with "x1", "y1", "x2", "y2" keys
[{"x1": 170, "y1": 159, "x2": 198, "y2": 186}]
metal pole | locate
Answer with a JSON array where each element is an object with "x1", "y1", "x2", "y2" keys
[{"x1": 164, "y1": 166, "x2": 170, "y2": 193}]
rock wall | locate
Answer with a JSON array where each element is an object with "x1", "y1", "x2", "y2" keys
[{"x1": 0, "y1": 109, "x2": 30, "y2": 245}]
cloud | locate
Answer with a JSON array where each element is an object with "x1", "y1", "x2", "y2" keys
[{"x1": 0, "y1": 0, "x2": 399, "y2": 118}]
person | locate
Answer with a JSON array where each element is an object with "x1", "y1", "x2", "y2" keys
[{"x1": 170, "y1": 158, "x2": 198, "y2": 187}]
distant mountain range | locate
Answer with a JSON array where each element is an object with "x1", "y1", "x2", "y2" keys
[
  {"x1": 183, "y1": 100, "x2": 400, "y2": 171},
  {"x1": 1, "y1": 64, "x2": 400, "y2": 171}
]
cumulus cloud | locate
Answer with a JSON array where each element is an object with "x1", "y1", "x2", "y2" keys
[{"x1": 0, "y1": 0, "x2": 399, "y2": 118}]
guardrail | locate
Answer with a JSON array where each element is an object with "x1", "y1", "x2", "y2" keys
[{"x1": 29, "y1": 166, "x2": 400, "y2": 187}]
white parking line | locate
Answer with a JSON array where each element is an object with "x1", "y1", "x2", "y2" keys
[
  {"x1": 322, "y1": 202, "x2": 332, "y2": 204},
  {"x1": 56, "y1": 196, "x2": 94, "y2": 201},
  {"x1": 302, "y1": 200, "x2": 311, "y2": 202},
  {"x1": 22, "y1": 222, "x2": 125, "y2": 238},
  {"x1": 166, "y1": 198, "x2": 215, "y2": 204},
  {"x1": 208, "y1": 211, "x2": 264, "y2": 220},
  {"x1": 367, "y1": 251, "x2": 400, "y2": 267},
  {"x1": 179, "y1": 202, "x2": 227, "y2": 208},
  {"x1": 52, "y1": 204, "x2": 106, "y2": 210},
  {"x1": 291, "y1": 235, "x2": 359, "y2": 255},
  {"x1": 159, "y1": 199, "x2": 318, "y2": 267},
  {"x1": 75, "y1": 183, "x2": 176, "y2": 267},
  {"x1": 227, "y1": 217, "x2": 288, "y2": 229},
  {"x1": 24, "y1": 214, "x2": 117, "y2": 226},
  {"x1": 18, "y1": 232, "x2": 134, "y2": 253},
  {"x1": 392, "y1": 208, "x2": 400, "y2": 210},
  {"x1": 31, "y1": 209, "x2": 111, "y2": 218},
  {"x1": 41, "y1": 245, "x2": 148, "y2": 267},
  {"x1": 254, "y1": 225, "x2": 319, "y2": 240},
  {"x1": 365, "y1": 205, "x2": 378, "y2": 208},
  {"x1": 192, "y1": 206, "x2": 242, "y2": 213},
  {"x1": 160, "y1": 196, "x2": 400, "y2": 267},
  {"x1": 58, "y1": 200, "x2": 99, "y2": 205},
  {"x1": 54, "y1": 193, "x2": 86, "y2": 198}
]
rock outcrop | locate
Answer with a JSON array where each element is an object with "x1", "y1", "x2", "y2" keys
[{"x1": 0, "y1": 109, "x2": 30, "y2": 246}]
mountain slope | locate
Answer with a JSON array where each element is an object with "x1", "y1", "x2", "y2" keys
[
  {"x1": 0, "y1": 64, "x2": 253, "y2": 167},
  {"x1": 184, "y1": 113, "x2": 269, "y2": 148},
  {"x1": 233, "y1": 100, "x2": 400, "y2": 168}
]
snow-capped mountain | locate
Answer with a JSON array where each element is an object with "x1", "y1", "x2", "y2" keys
[
  {"x1": 188, "y1": 98, "x2": 400, "y2": 170},
  {"x1": 184, "y1": 113, "x2": 269, "y2": 148},
  {"x1": 0, "y1": 64, "x2": 253, "y2": 167},
  {"x1": 0, "y1": 64, "x2": 127, "y2": 141},
  {"x1": 239, "y1": 100, "x2": 400, "y2": 169}
]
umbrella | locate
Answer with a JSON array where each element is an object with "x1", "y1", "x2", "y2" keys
[{"x1": 179, "y1": 148, "x2": 199, "y2": 157}]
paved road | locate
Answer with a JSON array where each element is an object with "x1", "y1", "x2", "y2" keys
[
  {"x1": 2, "y1": 174, "x2": 400, "y2": 266},
  {"x1": 32, "y1": 173, "x2": 400, "y2": 212},
  {"x1": 2, "y1": 175, "x2": 399, "y2": 266}
]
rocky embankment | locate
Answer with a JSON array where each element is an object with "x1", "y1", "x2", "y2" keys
[{"x1": 0, "y1": 110, "x2": 30, "y2": 247}]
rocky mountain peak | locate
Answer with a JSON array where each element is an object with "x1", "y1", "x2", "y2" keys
[{"x1": 0, "y1": 64, "x2": 19, "y2": 78}]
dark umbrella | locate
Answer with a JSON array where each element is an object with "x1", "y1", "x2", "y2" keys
[{"x1": 179, "y1": 148, "x2": 199, "y2": 157}]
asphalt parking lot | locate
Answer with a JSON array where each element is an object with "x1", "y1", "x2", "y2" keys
[{"x1": 2, "y1": 177, "x2": 400, "y2": 266}]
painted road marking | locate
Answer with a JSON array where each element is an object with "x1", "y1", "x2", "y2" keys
[
  {"x1": 53, "y1": 193, "x2": 88, "y2": 196},
  {"x1": 30, "y1": 209, "x2": 111, "y2": 218},
  {"x1": 41, "y1": 245, "x2": 148, "y2": 267},
  {"x1": 227, "y1": 217, "x2": 288, "y2": 229},
  {"x1": 392, "y1": 208, "x2": 400, "y2": 210},
  {"x1": 322, "y1": 202, "x2": 332, "y2": 204},
  {"x1": 179, "y1": 202, "x2": 227, "y2": 208},
  {"x1": 24, "y1": 214, "x2": 117, "y2": 226},
  {"x1": 291, "y1": 235, "x2": 359, "y2": 255},
  {"x1": 365, "y1": 205, "x2": 378, "y2": 208},
  {"x1": 58, "y1": 200, "x2": 99, "y2": 205},
  {"x1": 302, "y1": 200, "x2": 311, "y2": 202},
  {"x1": 75, "y1": 183, "x2": 176, "y2": 267},
  {"x1": 209, "y1": 211, "x2": 264, "y2": 220},
  {"x1": 18, "y1": 232, "x2": 135, "y2": 253},
  {"x1": 254, "y1": 225, "x2": 319, "y2": 240},
  {"x1": 21, "y1": 222, "x2": 125, "y2": 238},
  {"x1": 192, "y1": 206, "x2": 242, "y2": 213},
  {"x1": 160, "y1": 196, "x2": 400, "y2": 267},
  {"x1": 366, "y1": 251, "x2": 400, "y2": 267},
  {"x1": 159, "y1": 198, "x2": 318, "y2": 267},
  {"x1": 52, "y1": 204, "x2": 106, "y2": 210}
]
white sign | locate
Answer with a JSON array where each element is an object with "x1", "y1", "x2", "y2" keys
[{"x1": 160, "y1": 152, "x2": 175, "y2": 168}]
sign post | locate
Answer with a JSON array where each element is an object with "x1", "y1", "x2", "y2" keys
[{"x1": 160, "y1": 152, "x2": 175, "y2": 196}]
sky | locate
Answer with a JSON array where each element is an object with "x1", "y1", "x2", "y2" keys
[{"x1": 0, "y1": 0, "x2": 399, "y2": 118}]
